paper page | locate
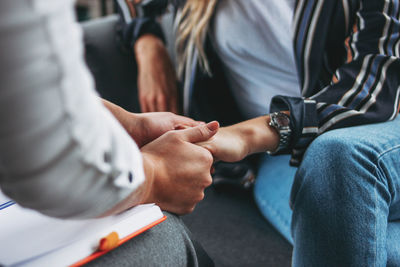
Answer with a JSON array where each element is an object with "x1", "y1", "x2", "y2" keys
[{"x1": 0, "y1": 196, "x2": 163, "y2": 266}]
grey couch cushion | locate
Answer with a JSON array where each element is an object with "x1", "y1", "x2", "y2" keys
[
  {"x1": 83, "y1": 15, "x2": 140, "y2": 113},
  {"x1": 183, "y1": 187, "x2": 292, "y2": 267}
]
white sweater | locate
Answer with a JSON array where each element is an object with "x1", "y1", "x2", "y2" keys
[
  {"x1": 0, "y1": 0, "x2": 145, "y2": 218},
  {"x1": 211, "y1": 0, "x2": 300, "y2": 119}
]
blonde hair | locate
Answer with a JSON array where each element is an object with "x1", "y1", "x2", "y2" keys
[{"x1": 176, "y1": 0, "x2": 217, "y2": 76}]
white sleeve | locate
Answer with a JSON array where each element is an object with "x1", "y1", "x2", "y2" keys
[{"x1": 0, "y1": 0, "x2": 145, "y2": 218}]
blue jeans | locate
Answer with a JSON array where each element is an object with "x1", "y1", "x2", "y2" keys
[{"x1": 253, "y1": 116, "x2": 400, "y2": 266}]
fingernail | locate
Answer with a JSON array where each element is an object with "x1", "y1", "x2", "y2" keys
[{"x1": 206, "y1": 121, "x2": 219, "y2": 131}]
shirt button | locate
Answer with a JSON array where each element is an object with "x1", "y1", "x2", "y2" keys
[
  {"x1": 104, "y1": 151, "x2": 112, "y2": 163},
  {"x1": 128, "y1": 172, "x2": 133, "y2": 183}
]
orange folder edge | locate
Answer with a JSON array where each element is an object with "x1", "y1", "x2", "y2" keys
[{"x1": 70, "y1": 215, "x2": 167, "y2": 267}]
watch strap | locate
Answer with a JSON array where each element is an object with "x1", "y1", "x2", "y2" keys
[{"x1": 268, "y1": 112, "x2": 291, "y2": 154}]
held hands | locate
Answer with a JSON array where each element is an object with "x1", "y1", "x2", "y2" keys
[
  {"x1": 197, "y1": 116, "x2": 280, "y2": 163},
  {"x1": 129, "y1": 112, "x2": 203, "y2": 147},
  {"x1": 101, "y1": 99, "x2": 202, "y2": 147},
  {"x1": 197, "y1": 125, "x2": 250, "y2": 163},
  {"x1": 135, "y1": 34, "x2": 179, "y2": 113},
  {"x1": 141, "y1": 121, "x2": 219, "y2": 214}
]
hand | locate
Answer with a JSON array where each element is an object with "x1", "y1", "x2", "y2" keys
[
  {"x1": 130, "y1": 112, "x2": 204, "y2": 147},
  {"x1": 141, "y1": 121, "x2": 219, "y2": 214},
  {"x1": 198, "y1": 116, "x2": 280, "y2": 162},
  {"x1": 101, "y1": 99, "x2": 202, "y2": 147},
  {"x1": 135, "y1": 34, "x2": 179, "y2": 113},
  {"x1": 197, "y1": 126, "x2": 249, "y2": 163}
]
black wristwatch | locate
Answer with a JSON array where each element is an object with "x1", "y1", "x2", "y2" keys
[{"x1": 268, "y1": 112, "x2": 291, "y2": 153}]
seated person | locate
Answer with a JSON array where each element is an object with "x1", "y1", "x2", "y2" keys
[
  {"x1": 0, "y1": 0, "x2": 215, "y2": 265},
  {"x1": 117, "y1": 0, "x2": 400, "y2": 265}
]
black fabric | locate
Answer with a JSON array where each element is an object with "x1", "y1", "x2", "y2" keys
[
  {"x1": 122, "y1": 17, "x2": 166, "y2": 48},
  {"x1": 135, "y1": 0, "x2": 169, "y2": 17},
  {"x1": 189, "y1": 36, "x2": 245, "y2": 127},
  {"x1": 115, "y1": 0, "x2": 168, "y2": 46}
]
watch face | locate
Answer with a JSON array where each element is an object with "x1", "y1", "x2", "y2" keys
[{"x1": 275, "y1": 113, "x2": 290, "y2": 127}]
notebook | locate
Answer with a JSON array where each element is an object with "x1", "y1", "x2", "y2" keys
[{"x1": 0, "y1": 191, "x2": 166, "y2": 267}]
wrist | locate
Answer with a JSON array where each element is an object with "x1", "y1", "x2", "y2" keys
[
  {"x1": 267, "y1": 112, "x2": 291, "y2": 154},
  {"x1": 124, "y1": 112, "x2": 140, "y2": 137},
  {"x1": 134, "y1": 34, "x2": 165, "y2": 64},
  {"x1": 125, "y1": 113, "x2": 148, "y2": 147},
  {"x1": 238, "y1": 116, "x2": 280, "y2": 155},
  {"x1": 101, "y1": 99, "x2": 147, "y2": 146},
  {"x1": 98, "y1": 151, "x2": 156, "y2": 217},
  {"x1": 139, "y1": 152, "x2": 157, "y2": 204},
  {"x1": 102, "y1": 99, "x2": 137, "y2": 133}
]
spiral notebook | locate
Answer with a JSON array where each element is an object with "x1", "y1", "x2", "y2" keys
[{"x1": 0, "y1": 191, "x2": 166, "y2": 267}]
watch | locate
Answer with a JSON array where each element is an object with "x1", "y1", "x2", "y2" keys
[{"x1": 268, "y1": 112, "x2": 291, "y2": 153}]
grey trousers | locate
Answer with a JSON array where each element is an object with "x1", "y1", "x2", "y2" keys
[{"x1": 86, "y1": 212, "x2": 213, "y2": 267}]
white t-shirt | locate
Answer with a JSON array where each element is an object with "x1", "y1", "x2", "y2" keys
[
  {"x1": 211, "y1": 0, "x2": 301, "y2": 119},
  {"x1": 0, "y1": 0, "x2": 144, "y2": 218}
]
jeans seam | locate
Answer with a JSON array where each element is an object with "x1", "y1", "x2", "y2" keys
[
  {"x1": 376, "y1": 145, "x2": 400, "y2": 161},
  {"x1": 373, "y1": 168, "x2": 378, "y2": 267},
  {"x1": 373, "y1": 146, "x2": 398, "y2": 266}
]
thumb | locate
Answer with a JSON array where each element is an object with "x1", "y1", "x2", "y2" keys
[{"x1": 179, "y1": 121, "x2": 219, "y2": 143}]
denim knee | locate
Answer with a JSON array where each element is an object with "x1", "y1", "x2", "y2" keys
[
  {"x1": 290, "y1": 120, "x2": 400, "y2": 266},
  {"x1": 289, "y1": 128, "x2": 388, "y2": 210}
]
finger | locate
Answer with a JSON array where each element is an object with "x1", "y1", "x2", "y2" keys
[
  {"x1": 147, "y1": 96, "x2": 157, "y2": 112},
  {"x1": 157, "y1": 95, "x2": 167, "y2": 112},
  {"x1": 138, "y1": 81, "x2": 149, "y2": 113},
  {"x1": 174, "y1": 115, "x2": 204, "y2": 128},
  {"x1": 179, "y1": 121, "x2": 219, "y2": 143},
  {"x1": 210, "y1": 166, "x2": 215, "y2": 175},
  {"x1": 139, "y1": 97, "x2": 148, "y2": 113},
  {"x1": 169, "y1": 94, "x2": 179, "y2": 114},
  {"x1": 196, "y1": 141, "x2": 216, "y2": 156}
]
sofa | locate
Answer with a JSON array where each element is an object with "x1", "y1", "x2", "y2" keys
[{"x1": 82, "y1": 15, "x2": 293, "y2": 267}]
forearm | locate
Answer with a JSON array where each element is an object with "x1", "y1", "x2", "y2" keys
[
  {"x1": 232, "y1": 115, "x2": 280, "y2": 155},
  {"x1": 134, "y1": 32, "x2": 179, "y2": 113},
  {"x1": 134, "y1": 34, "x2": 166, "y2": 65},
  {"x1": 101, "y1": 99, "x2": 150, "y2": 147},
  {"x1": 200, "y1": 115, "x2": 280, "y2": 163},
  {"x1": 102, "y1": 99, "x2": 139, "y2": 135}
]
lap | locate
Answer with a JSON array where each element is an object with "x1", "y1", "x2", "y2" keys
[
  {"x1": 86, "y1": 212, "x2": 213, "y2": 267},
  {"x1": 290, "y1": 117, "x2": 400, "y2": 266},
  {"x1": 253, "y1": 117, "x2": 400, "y2": 243},
  {"x1": 305, "y1": 116, "x2": 400, "y2": 160},
  {"x1": 295, "y1": 117, "x2": 400, "y2": 219}
]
